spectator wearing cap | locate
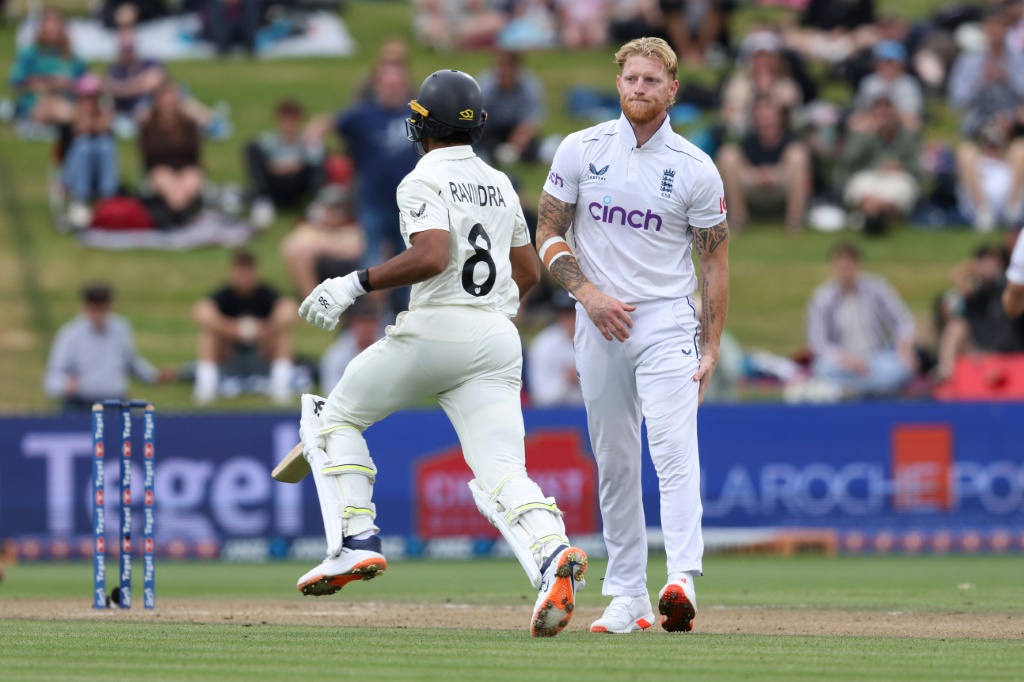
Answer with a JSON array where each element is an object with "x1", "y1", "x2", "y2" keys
[
  {"x1": 44, "y1": 284, "x2": 175, "y2": 411},
  {"x1": 61, "y1": 73, "x2": 119, "y2": 229},
  {"x1": 852, "y1": 40, "x2": 923, "y2": 132},
  {"x1": 192, "y1": 251, "x2": 297, "y2": 405},
  {"x1": 476, "y1": 51, "x2": 545, "y2": 165},
  {"x1": 244, "y1": 98, "x2": 325, "y2": 228},
  {"x1": 320, "y1": 298, "x2": 384, "y2": 393},
  {"x1": 527, "y1": 292, "x2": 583, "y2": 406},
  {"x1": 806, "y1": 242, "x2": 917, "y2": 398},
  {"x1": 279, "y1": 185, "x2": 366, "y2": 297},
  {"x1": 720, "y1": 31, "x2": 804, "y2": 138},
  {"x1": 837, "y1": 95, "x2": 922, "y2": 235},
  {"x1": 717, "y1": 96, "x2": 812, "y2": 233}
]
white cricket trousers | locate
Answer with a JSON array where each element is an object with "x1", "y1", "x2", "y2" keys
[
  {"x1": 320, "y1": 305, "x2": 528, "y2": 493},
  {"x1": 574, "y1": 297, "x2": 704, "y2": 597}
]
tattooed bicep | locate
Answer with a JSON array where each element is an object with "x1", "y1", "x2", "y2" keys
[
  {"x1": 537, "y1": 192, "x2": 576, "y2": 237},
  {"x1": 693, "y1": 219, "x2": 729, "y2": 257}
]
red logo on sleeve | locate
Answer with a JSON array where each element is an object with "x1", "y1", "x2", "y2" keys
[{"x1": 719, "y1": 197, "x2": 727, "y2": 214}]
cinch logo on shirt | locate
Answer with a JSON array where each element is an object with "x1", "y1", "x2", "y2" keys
[
  {"x1": 589, "y1": 196, "x2": 663, "y2": 231},
  {"x1": 586, "y1": 163, "x2": 610, "y2": 180},
  {"x1": 448, "y1": 182, "x2": 507, "y2": 207},
  {"x1": 547, "y1": 171, "x2": 564, "y2": 187}
]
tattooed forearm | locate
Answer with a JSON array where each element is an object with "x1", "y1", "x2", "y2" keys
[
  {"x1": 694, "y1": 219, "x2": 730, "y2": 258},
  {"x1": 550, "y1": 256, "x2": 589, "y2": 294},
  {"x1": 537, "y1": 191, "x2": 594, "y2": 295},
  {"x1": 536, "y1": 191, "x2": 577, "y2": 241},
  {"x1": 697, "y1": 219, "x2": 729, "y2": 355}
]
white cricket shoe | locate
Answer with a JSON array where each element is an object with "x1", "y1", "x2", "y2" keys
[
  {"x1": 658, "y1": 576, "x2": 698, "y2": 632},
  {"x1": 590, "y1": 595, "x2": 655, "y2": 634},
  {"x1": 297, "y1": 535, "x2": 386, "y2": 596},
  {"x1": 531, "y1": 545, "x2": 588, "y2": 637}
]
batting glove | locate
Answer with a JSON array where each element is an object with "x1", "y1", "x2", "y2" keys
[{"x1": 298, "y1": 272, "x2": 365, "y2": 331}]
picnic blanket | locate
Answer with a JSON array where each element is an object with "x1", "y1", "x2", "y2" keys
[{"x1": 80, "y1": 210, "x2": 254, "y2": 250}]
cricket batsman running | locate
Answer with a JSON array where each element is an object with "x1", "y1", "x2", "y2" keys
[
  {"x1": 292, "y1": 69, "x2": 587, "y2": 637},
  {"x1": 536, "y1": 37, "x2": 730, "y2": 633}
]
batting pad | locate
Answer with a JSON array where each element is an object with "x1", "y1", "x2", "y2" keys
[
  {"x1": 323, "y1": 428, "x2": 379, "y2": 541},
  {"x1": 469, "y1": 474, "x2": 568, "y2": 589}
]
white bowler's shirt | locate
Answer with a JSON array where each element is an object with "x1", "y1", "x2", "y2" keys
[
  {"x1": 543, "y1": 114, "x2": 726, "y2": 304},
  {"x1": 397, "y1": 145, "x2": 531, "y2": 317},
  {"x1": 1008, "y1": 234, "x2": 1024, "y2": 285}
]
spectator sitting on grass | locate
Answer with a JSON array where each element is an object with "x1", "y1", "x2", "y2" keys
[
  {"x1": 948, "y1": 5, "x2": 1024, "y2": 142},
  {"x1": 279, "y1": 185, "x2": 366, "y2": 297},
  {"x1": 203, "y1": 0, "x2": 262, "y2": 56},
  {"x1": 320, "y1": 298, "x2": 383, "y2": 393},
  {"x1": 413, "y1": 0, "x2": 510, "y2": 52},
  {"x1": 138, "y1": 79, "x2": 204, "y2": 227},
  {"x1": 244, "y1": 98, "x2": 325, "y2": 229},
  {"x1": 838, "y1": 95, "x2": 921, "y2": 236},
  {"x1": 720, "y1": 30, "x2": 804, "y2": 139},
  {"x1": 554, "y1": 0, "x2": 608, "y2": 49},
  {"x1": 476, "y1": 50, "x2": 544, "y2": 165},
  {"x1": 8, "y1": 7, "x2": 85, "y2": 128},
  {"x1": 806, "y1": 242, "x2": 917, "y2": 399},
  {"x1": 937, "y1": 245, "x2": 1024, "y2": 380},
  {"x1": 955, "y1": 116, "x2": 1024, "y2": 232},
  {"x1": 44, "y1": 283, "x2": 175, "y2": 412},
  {"x1": 716, "y1": 96, "x2": 811, "y2": 233},
  {"x1": 105, "y1": 23, "x2": 165, "y2": 130},
  {"x1": 851, "y1": 40, "x2": 923, "y2": 132},
  {"x1": 192, "y1": 250, "x2": 296, "y2": 405},
  {"x1": 61, "y1": 74, "x2": 119, "y2": 230}
]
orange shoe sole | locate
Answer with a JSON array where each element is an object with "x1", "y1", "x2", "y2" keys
[
  {"x1": 298, "y1": 557, "x2": 387, "y2": 596},
  {"x1": 658, "y1": 584, "x2": 696, "y2": 632},
  {"x1": 531, "y1": 548, "x2": 588, "y2": 638}
]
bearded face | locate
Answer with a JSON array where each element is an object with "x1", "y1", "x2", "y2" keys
[{"x1": 617, "y1": 56, "x2": 678, "y2": 127}]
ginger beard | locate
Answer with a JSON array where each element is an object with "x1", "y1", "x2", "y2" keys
[
  {"x1": 620, "y1": 94, "x2": 669, "y2": 125},
  {"x1": 617, "y1": 56, "x2": 677, "y2": 127}
]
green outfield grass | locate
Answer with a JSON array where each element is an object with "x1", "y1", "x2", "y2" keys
[
  {"x1": 2, "y1": 621, "x2": 1020, "y2": 682},
  {"x1": 0, "y1": 0, "x2": 987, "y2": 412},
  {"x1": 4, "y1": 554, "x2": 1024, "y2": 612},
  {"x1": 2, "y1": 555, "x2": 1022, "y2": 681}
]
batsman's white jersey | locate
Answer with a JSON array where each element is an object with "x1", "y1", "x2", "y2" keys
[
  {"x1": 543, "y1": 113, "x2": 726, "y2": 597},
  {"x1": 316, "y1": 144, "x2": 570, "y2": 587},
  {"x1": 398, "y1": 145, "x2": 530, "y2": 315}
]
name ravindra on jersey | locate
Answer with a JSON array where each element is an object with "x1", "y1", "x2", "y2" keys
[{"x1": 449, "y1": 182, "x2": 507, "y2": 207}]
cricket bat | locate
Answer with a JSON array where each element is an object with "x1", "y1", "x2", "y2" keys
[{"x1": 272, "y1": 443, "x2": 310, "y2": 483}]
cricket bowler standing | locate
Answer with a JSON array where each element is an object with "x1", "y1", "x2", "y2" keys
[
  {"x1": 536, "y1": 37, "x2": 730, "y2": 633},
  {"x1": 294, "y1": 69, "x2": 587, "y2": 637}
]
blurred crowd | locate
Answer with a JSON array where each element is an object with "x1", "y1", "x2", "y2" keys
[{"x1": 12, "y1": 0, "x2": 1024, "y2": 408}]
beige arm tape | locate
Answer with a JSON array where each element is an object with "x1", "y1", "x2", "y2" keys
[{"x1": 539, "y1": 236, "x2": 574, "y2": 269}]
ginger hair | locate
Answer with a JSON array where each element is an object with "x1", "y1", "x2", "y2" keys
[{"x1": 614, "y1": 37, "x2": 678, "y2": 79}]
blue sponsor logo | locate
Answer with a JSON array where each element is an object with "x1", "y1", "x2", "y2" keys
[{"x1": 586, "y1": 163, "x2": 610, "y2": 180}]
